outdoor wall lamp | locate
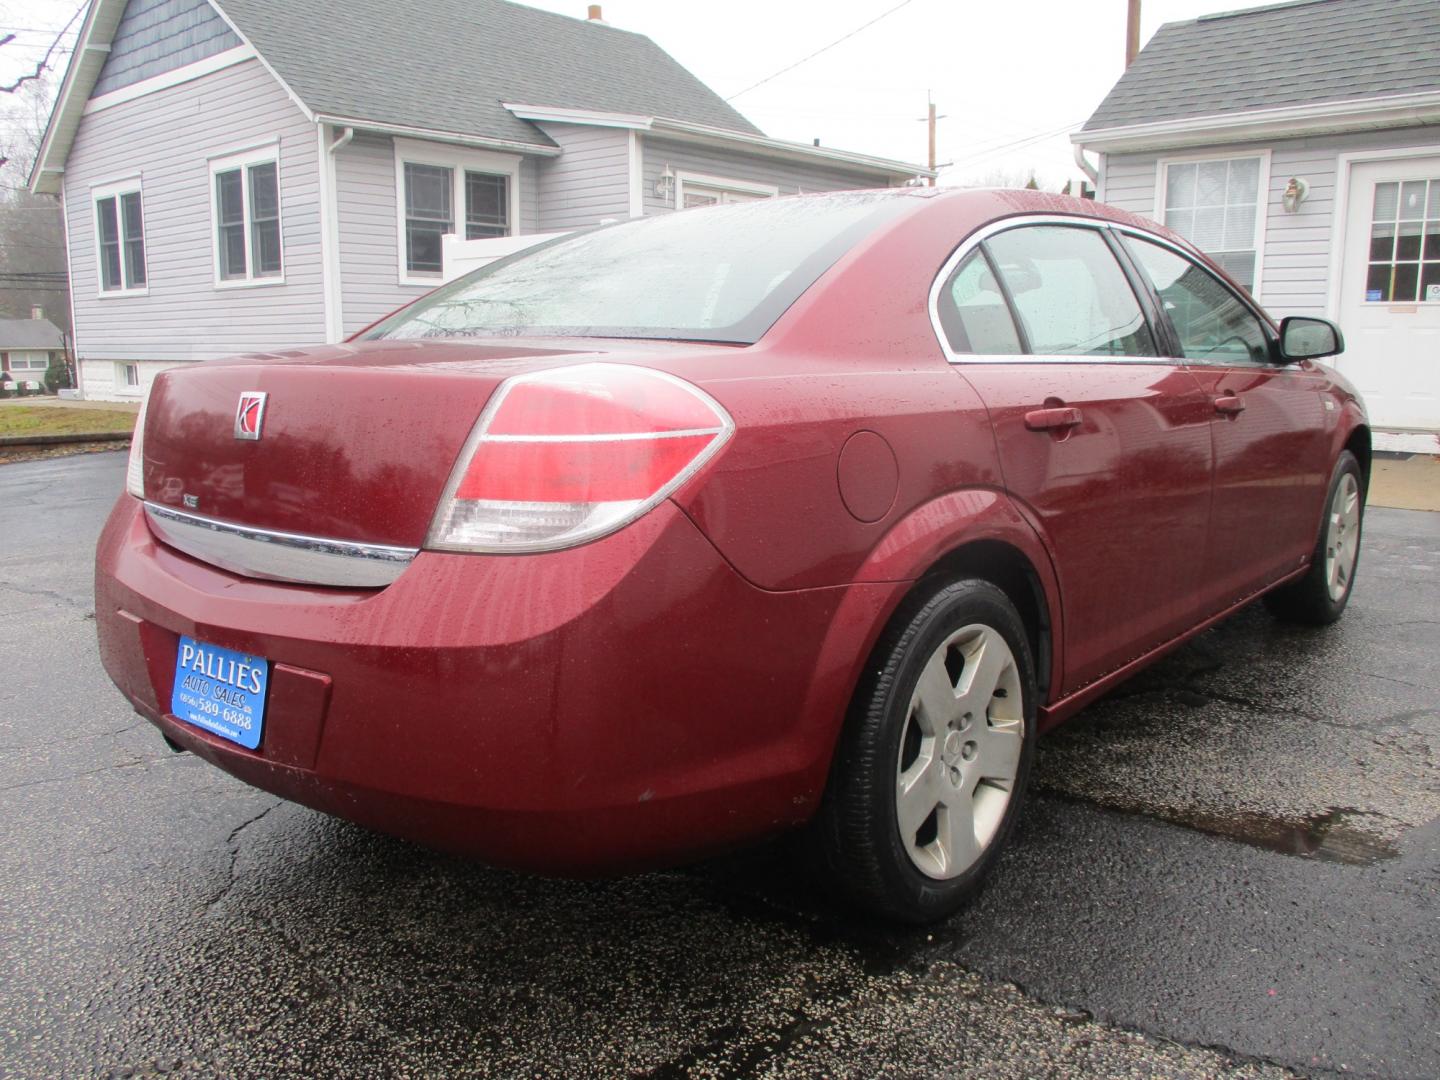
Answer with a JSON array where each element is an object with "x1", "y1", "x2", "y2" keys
[
  {"x1": 654, "y1": 166, "x2": 675, "y2": 200},
  {"x1": 1282, "y1": 177, "x2": 1310, "y2": 213}
]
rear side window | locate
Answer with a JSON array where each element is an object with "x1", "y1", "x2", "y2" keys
[
  {"x1": 1123, "y1": 235, "x2": 1270, "y2": 365},
  {"x1": 937, "y1": 251, "x2": 1023, "y2": 354},
  {"x1": 985, "y1": 225, "x2": 1156, "y2": 357}
]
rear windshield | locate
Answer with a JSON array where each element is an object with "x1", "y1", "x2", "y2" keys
[{"x1": 364, "y1": 191, "x2": 912, "y2": 345}]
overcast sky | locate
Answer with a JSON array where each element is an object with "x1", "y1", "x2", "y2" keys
[{"x1": 3, "y1": 0, "x2": 1258, "y2": 186}]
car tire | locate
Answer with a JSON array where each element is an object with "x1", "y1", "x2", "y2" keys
[
  {"x1": 1264, "y1": 450, "x2": 1365, "y2": 625},
  {"x1": 816, "y1": 578, "x2": 1037, "y2": 924}
]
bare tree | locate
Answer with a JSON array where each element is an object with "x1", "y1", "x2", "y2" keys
[
  {"x1": 0, "y1": 5, "x2": 83, "y2": 97},
  {"x1": 1, "y1": 64, "x2": 71, "y2": 333}
]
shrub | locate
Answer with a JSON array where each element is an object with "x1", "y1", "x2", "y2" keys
[{"x1": 44, "y1": 358, "x2": 73, "y2": 393}]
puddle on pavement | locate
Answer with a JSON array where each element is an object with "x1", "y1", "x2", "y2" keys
[{"x1": 1109, "y1": 803, "x2": 1401, "y2": 865}]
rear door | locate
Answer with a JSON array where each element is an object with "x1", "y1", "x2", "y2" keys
[
  {"x1": 1119, "y1": 233, "x2": 1329, "y2": 611},
  {"x1": 937, "y1": 221, "x2": 1215, "y2": 697}
]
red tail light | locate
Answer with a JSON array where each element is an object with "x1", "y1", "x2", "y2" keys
[{"x1": 428, "y1": 364, "x2": 733, "y2": 553}]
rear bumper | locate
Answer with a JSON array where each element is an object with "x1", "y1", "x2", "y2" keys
[{"x1": 95, "y1": 495, "x2": 879, "y2": 873}]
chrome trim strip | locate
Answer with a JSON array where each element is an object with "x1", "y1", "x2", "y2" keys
[
  {"x1": 483, "y1": 427, "x2": 723, "y2": 444},
  {"x1": 926, "y1": 213, "x2": 1276, "y2": 367},
  {"x1": 928, "y1": 214, "x2": 1120, "y2": 366},
  {"x1": 143, "y1": 502, "x2": 418, "y2": 588}
]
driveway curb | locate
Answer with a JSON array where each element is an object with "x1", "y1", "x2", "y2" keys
[{"x1": 0, "y1": 431, "x2": 132, "y2": 447}]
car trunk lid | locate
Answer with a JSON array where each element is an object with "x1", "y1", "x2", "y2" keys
[{"x1": 139, "y1": 340, "x2": 589, "y2": 550}]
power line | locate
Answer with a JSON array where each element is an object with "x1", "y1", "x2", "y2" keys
[
  {"x1": 945, "y1": 119, "x2": 1084, "y2": 171},
  {"x1": 726, "y1": 0, "x2": 919, "y2": 101}
]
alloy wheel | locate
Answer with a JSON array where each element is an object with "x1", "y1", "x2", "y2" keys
[
  {"x1": 895, "y1": 623, "x2": 1023, "y2": 879},
  {"x1": 1325, "y1": 472, "x2": 1361, "y2": 602}
]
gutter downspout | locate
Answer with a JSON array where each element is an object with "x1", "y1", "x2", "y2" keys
[
  {"x1": 1073, "y1": 141, "x2": 1100, "y2": 196},
  {"x1": 319, "y1": 125, "x2": 354, "y2": 343}
]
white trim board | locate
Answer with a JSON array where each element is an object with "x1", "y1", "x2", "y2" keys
[
  {"x1": 83, "y1": 46, "x2": 256, "y2": 115},
  {"x1": 393, "y1": 137, "x2": 522, "y2": 287},
  {"x1": 207, "y1": 0, "x2": 314, "y2": 124},
  {"x1": 673, "y1": 171, "x2": 779, "y2": 209},
  {"x1": 207, "y1": 139, "x2": 286, "y2": 289},
  {"x1": 90, "y1": 175, "x2": 148, "y2": 298},
  {"x1": 319, "y1": 115, "x2": 560, "y2": 158},
  {"x1": 1077, "y1": 90, "x2": 1440, "y2": 153},
  {"x1": 627, "y1": 131, "x2": 644, "y2": 219},
  {"x1": 1152, "y1": 148, "x2": 1272, "y2": 303},
  {"x1": 503, "y1": 103, "x2": 931, "y2": 180}
]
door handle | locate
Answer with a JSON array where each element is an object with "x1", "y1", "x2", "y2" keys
[
  {"x1": 1213, "y1": 394, "x2": 1245, "y2": 416},
  {"x1": 1024, "y1": 406, "x2": 1083, "y2": 432}
]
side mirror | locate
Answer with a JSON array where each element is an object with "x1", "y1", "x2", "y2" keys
[{"x1": 1279, "y1": 316, "x2": 1344, "y2": 361}]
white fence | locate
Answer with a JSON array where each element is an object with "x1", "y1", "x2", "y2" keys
[{"x1": 441, "y1": 231, "x2": 573, "y2": 283}]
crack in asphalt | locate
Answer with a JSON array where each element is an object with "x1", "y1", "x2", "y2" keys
[
  {"x1": 0, "y1": 719, "x2": 144, "y2": 752},
  {"x1": 204, "y1": 800, "x2": 282, "y2": 913},
  {"x1": 0, "y1": 753, "x2": 171, "y2": 795},
  {"x1": 1110, "y1": 679, "x2": 1439, "y2": 764},
  {"x1": 195, "y1": 799, "x2": 403, "y2": 1054},
  {"x1": 978, "y1": 969, "x2": 1305, "y2": 1080},
  {"x1": 0, "y1": 581, "x2": 93, "y2": 613},
  {"x1": 1360, "y1": 670, "x2": 1440, "y2": 694}
]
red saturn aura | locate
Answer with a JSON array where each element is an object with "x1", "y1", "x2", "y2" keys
[{"x1": 96, "y1": 189, "x2": 1367, "y2": 923}]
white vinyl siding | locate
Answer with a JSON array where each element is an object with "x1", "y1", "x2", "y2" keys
[
  {"x1": 532, "y1": 122, "x2": 632, "y2": 229},
  {"x1": 1098, "y1": 125, "x2": 1440, "y2": 316},
  {"x1": 333, "y1": 132, "x2": 540, "y2": 335},
  {"x1": 64, "y1": 58, "x2": 325, "y2": 366},
  {"x1": 641, "y1": 136, "x2": 881, "y2": 216}
]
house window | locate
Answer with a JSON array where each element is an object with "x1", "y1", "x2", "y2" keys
[
  {"x1": 210, "y1": 145, "x2": 283, "y2": 285},
  {"x1": 93, "y1": 179, "x2": 146, "y2": 294},
  {"x1": 675, "y1": 173, "x2": 777, "y2": 210},
  {"x1": 117, "y1": 362, "x2": 140, "y2": 389},
  {"x1": 1365, "y1": 178, "x2": 1440, "y2": 303},
  {"x1": 394, "y1": 139, "x2": 519, "y2": 283},
  {"x1": 403, "y1": 163, "x2": 453, "y2": 275},
  {"x1": 1160, "y1": 156, "x2": 1264, "y2": 292}
]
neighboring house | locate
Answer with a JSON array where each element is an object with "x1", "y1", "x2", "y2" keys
[
  {"x1": 28, "y1": 0, "x2": 929, "y2": 403},
  {"x1": 0, "y1": 313, "x2": 65, "y2": 386},
  {"x1": 1075, "y1": 0, "x2": 1440, "y2": 453}
]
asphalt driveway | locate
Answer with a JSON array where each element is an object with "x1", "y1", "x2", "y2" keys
[{"x1": 2, "y1": 452, "x2": 1436, "y2": 1079}]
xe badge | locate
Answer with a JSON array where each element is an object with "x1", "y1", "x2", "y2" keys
[{"x1": 234, "y1": 391, "x2": 267, "y2": 441}]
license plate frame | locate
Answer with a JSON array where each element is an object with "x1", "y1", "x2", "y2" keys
[{"x1": 171, "y1": 636, "x2": 269, "y2": 750}]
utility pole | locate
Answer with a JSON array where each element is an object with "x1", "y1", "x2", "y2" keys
[
  {"x1": 919, "y1": 92, "x2": 949, "y2": 187},
  {"x1": 1126, "y1": 0, "x2": 1142, "y2": 67},
  {"x1": 927, "y1": 101, "x2": 937, "y2": 186}
]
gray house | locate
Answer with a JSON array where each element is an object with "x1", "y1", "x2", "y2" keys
[
  {"x1": 1074, "y1": 0, "x2": 1440, "y2": 454},
  {"x1": 0, "y1": 313, "x2": 65, "y2": 386},
  {"x1": 30, "y1": 0, "x2": 928, "y2": 401}
]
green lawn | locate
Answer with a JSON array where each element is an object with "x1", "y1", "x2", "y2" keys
[{"x1": 0, "y1": 405, "x2": 137, "y2": 437}]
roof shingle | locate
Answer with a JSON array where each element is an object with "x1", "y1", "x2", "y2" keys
[
  {"x1": 0, "y1": 319, "x2": 64, "y2": 350},
  {"x1": 217, "y1": 0, "x2": 763, "y2": 145},
  {"x1": 1084, "y1": 0, "x2": 1440, "y2": 131}
]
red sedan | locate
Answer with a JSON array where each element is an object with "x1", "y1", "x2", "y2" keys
[{"x1": 96, "y1": 189, "x2": 1367, "y2": 923}]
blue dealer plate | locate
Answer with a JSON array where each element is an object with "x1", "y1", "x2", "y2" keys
[{"x1": 171, "y1": 636, "x2": 269, "y2": 750}]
